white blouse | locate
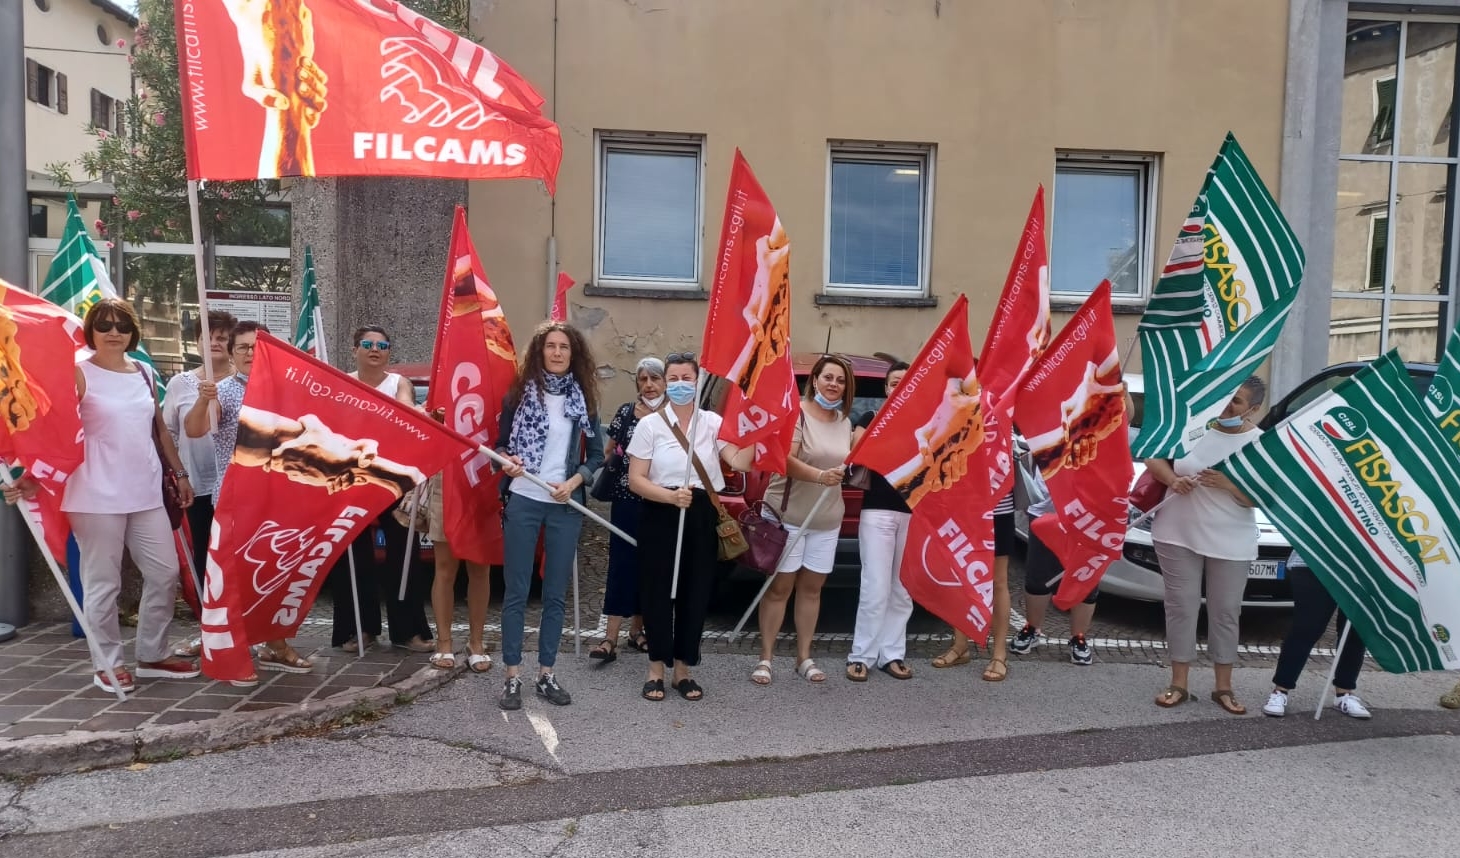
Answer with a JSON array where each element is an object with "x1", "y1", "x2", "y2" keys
[
  {"x1": 63, "y1": 361, "x2": 164, "y2": 514},
  {"x1": 626, "y1": 408, "x2": 727, "y2": 491},
  {"x1": 1150, "y1": 425, "x2": 1262, "y2": 562}
]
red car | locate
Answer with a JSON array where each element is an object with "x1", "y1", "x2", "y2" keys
[{"x1": 704, "y1": 353, "x2": 893, "y2": 578}]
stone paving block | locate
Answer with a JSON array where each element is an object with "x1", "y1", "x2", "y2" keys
[
  {"x1": 249, "y1": 685, "x2": 316, "y2": 705},
  {"x1": 76, "y1": 712, "x2": 152, "y2": 732},
  {"x1": 313, "y1": 684, "x2": 369, "y2": 700},
  {"x1": 268, "y1": 672, "x2": 326, "y2": 687},
  {"x1": 177, "y1": 695, "x2": 244, "y2": 712},
  {"x1": 234, "y1": 702, "x2": 289, "y2": 713},
  {"x1": 30, "y1": 674, "x2": 95, "y2": 691},
  {"x1": 0, "y1": 688, "x2": 73, "y2": 706},
  {"x1": 2, "y1": 719, "x2": 74, "y2": 738},
  {"x1": 31, "y1": 699, "x2": 116, "y2": 722},
  {"x1": 109, "y1": 696, "x2": 179, "y2": 715},
  {"x1": 135, "y1": 681, "x2": 207, "y2": 699},
  {"x1": 0, "y1": 704, "x2": 39, "y2": 725},
  {"x1": 2, "y1": 665, "x2": 61, "y2": 680},
  {"x1": 151, "y1": 710, "x2": 217, "y2": 726}
]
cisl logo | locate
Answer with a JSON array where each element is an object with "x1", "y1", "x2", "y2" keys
[{"x1": 1320, "y1": 406, "x2": 1369, "y2": 443}]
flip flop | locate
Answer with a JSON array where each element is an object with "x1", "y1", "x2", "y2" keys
[
  {"x1": 846, "y1": 662, "x2": 869, "y2": 682},
  {"x1": 1211, "y1": 689, "x2": 1247, "y2": 715},
  {"x1": 878, "y1": 659, "x2": 912, "y2": 680},
  {"x1": 1155, "y1": 685, "x2": 1192, "y2": 708}
]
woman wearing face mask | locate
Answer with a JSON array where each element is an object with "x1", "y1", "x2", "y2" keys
[
  {"x1": 847, "y1": 360, "x2": 915, "y2": 682},
  {"x1": 1146, "y1": 375, "x2": 1266, "y2": 715},
  {"x1": 589, "y1": 357, "x2": 666, "y2": 663},
  {"x1": 750, "y1": 355, "x2": 855, "y2": 686},
  {"x1": 327, "y1": 326, "x2": 433, "y2": 654},
  {"x1": 495, "y1": 322, "x2": 604, "y2": 710},
  {"x1": 626, "y1": 353, "x2": 753, "y2": 700}
]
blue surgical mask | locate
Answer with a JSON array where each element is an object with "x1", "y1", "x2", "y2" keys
[
  {"x1": 666, "y1": 381, "x2": 696, "y2": 406},
  {"x1": 814, "y1": 392, "x2": 842, "y2": 411},
  {"x1": 1216, "y1": 414, "x2": 1245, "y2": 428}
]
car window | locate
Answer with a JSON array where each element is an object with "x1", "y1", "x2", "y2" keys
[{"x1": 1127, "y1": 389, "x2": 1143, "y2": 431}]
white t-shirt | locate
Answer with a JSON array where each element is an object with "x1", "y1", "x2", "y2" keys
[
  {"x1": 626, "y1": 408, "x2": 727, "y2": 491},
  {"x1": 510, "y1": 393, "x2": 573, "y2": 503},
  {"x1": 63, "y1": 361, "x2": 163, "y2": 514},
  {"x1": 1151, "y1": 425, "x2": 1262, "y2": 561},
  {"x1": 351, "y1": 371, "x2": 403, "y2": 399},
  {"x1": 163, "y1": 370, "x2": 222, "y2": 497}
]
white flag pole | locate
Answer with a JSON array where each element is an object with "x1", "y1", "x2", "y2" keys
[
  {"x1": 185, "y1": 180, "x2": 217, "y2": 433},
  {"x1": 572, "y1": 552, "x2": 582, "y2": 657},
  {"x1": 477, "y1": 445, "x2": 635, "y2": 545},
  {"x1": 1313, "y1": 621, "x2": 1354, "y2": 721},
  {"x1": 669, "y1": 376, "x2": 706, "y2": 601},
  {"x1": 397, "y1": 482, "x2": 425, "y2": 601},
  {"x1": 346, "y1": 548, "x2": 367, "y2": 660},
  {"x1": 1, "y1": 465, "x2": 126, "y2": 701},
  {"x1": 730, "y1": 484, "x2": 837, "y2": 640}
]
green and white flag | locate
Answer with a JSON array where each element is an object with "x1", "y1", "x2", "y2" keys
[
  {"x1": 1133, "y1": 133, "x2": 1305, "y2": 459},
  {"x1": 40, "y1": 195, "x2": 156, "y2": 376},
  {"x1": 1218, "y1": 352, "x2": 1460, "y2": 673},
  {"x1": 1421, "y1": 314, "x2": 1460, "y2": 454},
  {"x1": 292, "y1": 245, "x2": 323, "y2": 359}
]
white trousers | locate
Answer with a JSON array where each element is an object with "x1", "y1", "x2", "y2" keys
[
  {"x1": 69, "y1": 507, "x2": 180, "y2": 670},
  {"x1": 850, "y1": 509, "x2": 914, "y2": 666}
]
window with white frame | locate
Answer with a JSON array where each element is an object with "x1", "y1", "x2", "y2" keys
[
  {"x1": 595, "y1": 133, "x2": 703, "y2": 289},
  {"x1": 1050, "y1": 152, "x2": 1157, "y2": 300},
  {"x1": 825, "y1": 143, "x2": 933, "y2": 294}
]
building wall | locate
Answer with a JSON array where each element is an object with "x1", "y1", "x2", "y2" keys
[
  {"x1": 23, "y1": 0, "x2": 135, "y2": 180},
  {"x1": 467, "y1": 0, "x2": 1291, "y2": 404}
]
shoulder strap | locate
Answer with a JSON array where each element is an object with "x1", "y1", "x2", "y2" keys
[{"x1": 660, "y1": 407, "x2": 727, "y2": 513}]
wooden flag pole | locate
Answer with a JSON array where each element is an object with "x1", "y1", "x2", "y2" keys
[{"x1": 186, "y1": 180, "x2": 218, "y2": 433}]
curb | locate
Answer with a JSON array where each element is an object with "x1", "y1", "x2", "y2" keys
[{"x1": 0, "y1": 662, "x2": 462, "y2": 778}]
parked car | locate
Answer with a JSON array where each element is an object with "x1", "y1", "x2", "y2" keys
[
  {"x1": 1014, "y1": 362, "x2": 1439, "y2": 607},
  {"x1": 706, "y1": 353, "x2": 892, "y2": 582}
]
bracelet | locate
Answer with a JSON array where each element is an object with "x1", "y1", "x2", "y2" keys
[{"x1": 175, "y1": 470, "x2": 190, "y2": 479}]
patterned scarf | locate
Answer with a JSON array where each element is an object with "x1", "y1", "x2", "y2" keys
[{"x1": 509, "y1": 372, "x2": 593, "y2": 475}]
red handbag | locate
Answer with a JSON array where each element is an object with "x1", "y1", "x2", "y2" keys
[{"x1": 1128, "y1": 468, "x2": 1167, "y2": 512}]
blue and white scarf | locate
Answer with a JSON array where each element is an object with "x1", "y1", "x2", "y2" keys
[{"x1": 509, "y1": 372, "x2": 593, "y2": 475}]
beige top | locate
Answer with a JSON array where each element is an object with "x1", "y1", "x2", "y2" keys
[{"x1": 762, "y1": 402, "x2": 852, "y2": 531}]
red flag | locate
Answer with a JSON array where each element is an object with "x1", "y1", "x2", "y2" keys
[
  {"x1": 0, "y1": 279, "x2": 86, "y2": 563},
  {"x1": 978, "y1": 188, "x2": 1053, "y2": 501},
  {"x1": 551, "y1": 272, "x2": 574, "y2": 323},
  {"x1": 425, "y1": 206, "x2": 517, "y2": 566},
  {"x1": 175, "y1": 0, "x2": 562, "y2": 191},
  {"x1": 700, "y1": 150, "x2": 798, "y2": 474},
  {"x1": 846, "y1": 296, "x2": 997, "y2": 644},
  {"x1": 201, "y1": 334, "x2": 472, "y2": 682},
  {"x1": 1014, "y1": 282, "x2": 1133, "y2": 610}
]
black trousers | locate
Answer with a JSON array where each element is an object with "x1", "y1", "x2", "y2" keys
[
  {"x1": 638, "y1": 492, "x2": 717, "y2": 667},
  {"x1": 327, "y1": 509, "x2": 433, "y2": 646},
  {"x1": 1271, "y1": 566, "x2": 1367, "y2": 691},
  {"x1": 183, "y1": 493, "x2": 215, "y2": 595}
]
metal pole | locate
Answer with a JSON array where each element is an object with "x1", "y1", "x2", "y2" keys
[
  {"x1": 730, "y1": 485, "x2": 837, "y2": 640},
  {"x1": 1313, "y1": 621, "x2": 1353, "y2": 721},
  {"x1": 1, "y1": 0, "x2": 32, "y2": 629}
]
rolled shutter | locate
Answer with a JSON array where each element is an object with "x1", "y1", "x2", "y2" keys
[{"x1": 25, "y1": 59, "x2": 39, "y2": 103}]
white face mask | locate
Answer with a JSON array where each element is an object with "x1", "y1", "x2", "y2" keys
[{"x1": 641, "y1": 395, "x2": 665, "y2": 409}]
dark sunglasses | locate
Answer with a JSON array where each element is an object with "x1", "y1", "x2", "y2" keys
[
  {"x1": 93, "y1": 318, "x2": 136, "y2": 335},
  {"x1": 358, "y1": 340, "x2": 391, "y2": 351},
  {"x1": 665, "y1": 352, "x2": 696, "y2": 363}
]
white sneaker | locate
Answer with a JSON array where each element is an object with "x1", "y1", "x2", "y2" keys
[
  {"x1": 1262, "y1": 689, "x2": 1289, "y2": 717},
  {"x1": 1334, "y1": 693, "x2": 1372, "y2": 720}
]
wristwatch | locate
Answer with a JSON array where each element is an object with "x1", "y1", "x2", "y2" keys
[{"x1": 175, "y1": 470, "x2": 190, "y2": 479}]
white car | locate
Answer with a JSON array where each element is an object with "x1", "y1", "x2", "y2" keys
[{"x1": 1012, "y1": 374, "x2": 1295, "y2": 607}]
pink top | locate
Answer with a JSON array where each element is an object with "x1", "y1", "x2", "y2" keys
[{"x1": 62, "y1": 360, "x2": 164, "y2": 514}]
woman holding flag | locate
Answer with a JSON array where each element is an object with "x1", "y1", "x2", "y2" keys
[
  {"x1": 5, "y1": 299, "x2": 202, "y2": 692},
  {"x1": 751, "y1": 355, "x2": 855, "y2": 685},
  {"x1": 626, "y1": 353, "x2": 753, "y2": 700},
  {"x1": 495, "y1": 322, "x2": 604, "y2": 710},
  {"x1": 1146, "y1": 376, "x2": 1266, "y2": 715}
]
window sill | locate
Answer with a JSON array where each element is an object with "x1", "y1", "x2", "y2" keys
[
  {"x1": 814, "y1": 293, "x2": 938, "y2": 308},
  {"x1": 583, "y1": 283, "x2": 708, "y2": 301},
  {"x1": 1052, "y1": 298, "x2": 1146, "y2": 315}
]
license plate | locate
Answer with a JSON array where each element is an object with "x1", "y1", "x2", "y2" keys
[{"x1": 1249, "y1": 560, "x2": 1283, "y2": 580}]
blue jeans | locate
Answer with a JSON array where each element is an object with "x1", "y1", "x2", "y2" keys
[{"x1": 501, "y1": 494, "x2": 583, "y2": 669}]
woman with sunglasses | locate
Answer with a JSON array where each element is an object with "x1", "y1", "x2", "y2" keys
[
  {"x1": 589, "y1": 356, "x2": 666, "y2": 664},
  {"x1": 4, "y1": 300, "x2": 201, "y2": 692},
  {"x1": 327, "y1": 326, "x2": 434, "y2": 654},
  {"x1": 495, "y1": 321, "x2": 604, "y2": 710},
  {"x1": 750, "y1": 354, "x2": 855, "y2": 686}
]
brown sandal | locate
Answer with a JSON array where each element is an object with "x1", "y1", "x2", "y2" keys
[
  {"x1": 981, "y1": 658, "x2": 1008, "y2": 682},
  {"x1": 1155, "y1": 685, "x2": 1192, "y2": 707},
  {"x1": 846, "y1": 662, "x2": 869, "y2": 682},
  {"x1": 931, "y1": 647, "x2": 971, "y2": 668},
  {"x1": 1211, "y1": 690, "x2": 1247, "y2": 715}
]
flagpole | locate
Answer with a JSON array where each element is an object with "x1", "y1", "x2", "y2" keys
[
  {"x1": 572, "y1": 552, "x2": 582, "y2": 657},
  {"x1": 186, "y1": 180, "x2": 218, "y2": 432},
  {"x1": 477, "y1": 445, "x2": 635, "y2": 545},
  {"x1": 1313, "y1": 621, "x2": 1354, "y2": 721},
  {"x1": 730, "y1": 484, "x2": 837, "y2": 640},
  {"x1": 397, "y1": 483, "x2": 424, "y2": 601},
  {"x1": 1044, "y1": 495, "x2": 1175, "y2": 591},
  {"x1": 1, "y1": 465, "x2": 127, "y2": 701},
  {"x1": 346, "y1": 548, "x2": 367, "y2": 660},
  {"x1": 669, "y1": 376, "x2": 707, "y2": 601}
]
